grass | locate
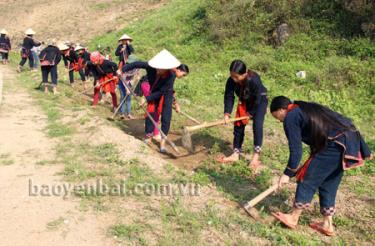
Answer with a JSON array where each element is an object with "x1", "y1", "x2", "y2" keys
[{"x1": 0, "y1": 153, "x2": 14, "y2": 166}]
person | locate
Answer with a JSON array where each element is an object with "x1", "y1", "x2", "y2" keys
[
  {"x1": 39, "y1": 40, "x2": 62, "y2": 94},
  {"x1": 75, "y1": 44, "x2": 90, "y2": 89},
  {"x1": 117, "y1": 55, "x2": 139, "y2": 120},
  {"x1": 269, "y1": 96, "x2": 372, "y2": 236},
  {"x1": 218, "y1": 60, "x2": 268, "y2": 170},
  {"x1": 120, "y1": 49, "x2": 182, "y2": 153},
  {"x1": 0, "y1": 29, "x2": 11, "y2": 64},
  {"x1": 62, "y1": 43, "x2": 86, "y2": 86},
  {"x1": 139, "y1": 64, "x2": 189, "y2": 141},
  {"x1": 18, "y1": 28, "x2": 41, "y2": 72},
  {"x1": 115, "y1": 34, "x2": 134, "y2": 70},
  {"x1": 86, "y1": 51, "x2": 118, "y2": 110},
  {"x1": 31, "y1": 45, "x2": 41, "y2": 69}
]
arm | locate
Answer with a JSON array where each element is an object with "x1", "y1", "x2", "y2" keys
[
  {"x1": 115, "y1": 45, "x2": 122, "y2": 56},
  {"x1": 126, "y1": 44, "x2": 134, "y2": 55},
  {"x1": 122, "y1": 61, "x2": 149, "y2": 73},
  {"x1": 55, "y1": 49, "x2": 62, "y2": 65},
  {"x1": 224, "y1": 77, "x2": 235, "y2": 116},
  {"x1": 283, "y1": 111, "x2": 303, "y2": 177}
]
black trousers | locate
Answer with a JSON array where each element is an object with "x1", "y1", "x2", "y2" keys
[
  {"x1": 0, "y1": 52, "x2": 8, "y2": 60},
  {"x1": 41, "y1": 65, "x2": 58, "y2": 85},
  {"x1": 145, "y1": 94, "x2": 173, "y2": 137},
  {"x1": 19, "y1": 53, "x2": 34, "y2": 68},
  {"x1": 233, "y1": 95, "x2": 268, "y2": 152},
  {"x1": 69, "y1": 69, "x2": 86, "y2": 83}
]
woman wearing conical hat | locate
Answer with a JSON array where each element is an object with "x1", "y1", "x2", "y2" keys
[
  {"x1": 0, "y1": 29, "x2": 11, "y2": 65},
  {"x1": 61, "y1": 42, "x2": 86, "y2": 87},
  {"x1": 39, "y1": 40, "x2": 62, "y2": 95},
  {"x1": 120, "y1": 49, "x2": 188, "y2": 153},
  {"x1": 115, "y1": 34, "x2": 134, "y2": 71},
  {"x1": 17, "y1": 28, "x2": 41, "y2": 72}
]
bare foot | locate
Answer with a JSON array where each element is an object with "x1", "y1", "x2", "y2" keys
[
  {"x1": 153, "y1": 134, "x2": 162, "y2": 142},
  {"x1": 127, "y1": 114, "x2": 135, "y2": 120},
  {"x1": 272, "y1": 212, "x2": 299, "y2": 229},
  {"x1": 310, "y1": 221, "x2": 335, "y2": 236}
]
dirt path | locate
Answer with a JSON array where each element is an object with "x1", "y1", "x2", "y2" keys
[{"x1": 0, "y1": 65, "x2": 115, "y2": 246}]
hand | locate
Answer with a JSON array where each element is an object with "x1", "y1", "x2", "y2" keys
[
  {"x1": 278, "y1": 174, "x2": 290, "y2": 189},
  {"x1": 367, "y1": 154, "x2": 373, "y2": 161},
  {"x1": 116, "y1": 69, "x2": 122, "y2": 76},
  {"x1": 65, "y1": 66, "x2": 68, "y2": 70},
  {"x1": 174, "y1": 103, "x2": 181, "y2": 113},
  {"x1": 126, "y1": 89, "x2": 130, "y2": 96},
  {"x1": 224, "y1": 114, "x2": 230, "y2": 124}
]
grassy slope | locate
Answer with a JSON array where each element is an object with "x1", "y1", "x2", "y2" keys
[{"x1": 90, "y1": 0, "x2": 375, "y2": 244}]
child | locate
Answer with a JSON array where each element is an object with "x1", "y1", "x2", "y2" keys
[
  {"x1": 270, "y1": 96, "x2": 372, "y2": 236},
  {"x1": 75, "y1": 44, "x2": 90, "y2": 89},
  {"x1": 39, "y1": 40, "x2": 62, "y2": 94}
]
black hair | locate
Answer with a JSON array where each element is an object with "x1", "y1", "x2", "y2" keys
[
  {"x1": 229, "y1": 59, "x2": 247, "y2": 75},
  {"x1": 270, "y1": 96, "x2": 356, "y2": 155},
  {"x1": 0, "y1": 34, "x2": 5, "y2": 38},
  {"x1": 177, "y1": 64, "x2": 189, "y2": 74}
]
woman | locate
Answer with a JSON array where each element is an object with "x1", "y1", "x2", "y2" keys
[
  {"x1": 39, "y1": 40, "x2": 62, "y2": 94},
  {"x1": 115, "y1": 34, "x2": 134, "y2": 70},
  {"x1": 18, "y1": 28, "x2": 41, "y2": 72},
  {"x1": 62, "y1": 43, "x2": 86, "y2": 86},
  {"x1": 219, "y1": 60, "x2": 268, "y2": 170},
  {"x1": 120, "y1": 49, "x2": 181, "y2": 153},
  {"x1": 75, "y1": 44, "x2": 90, "y2": 89},
  {"x1": 270, "y1": 96, "x2": 372, "y2": 236},
  {"x1": 86, "y1": 51, "x2": 118, "y2": 110},
  {"x1": 0, "y1": 29, "x2": 11, "y2": 65},
  {"x1": 140, "y1": 64, "x2": 189, "y2": 141}
]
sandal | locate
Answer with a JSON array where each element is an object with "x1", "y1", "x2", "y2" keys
[
  {"x1": 309, "y1": 222, "x2": 335, "y2": 236},
  {"x1": 271, "y1": 212, "x2": 297, "y2": 229}
]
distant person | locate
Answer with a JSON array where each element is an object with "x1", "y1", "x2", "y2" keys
[
  {"x1": 75, "y1": 44, "x2": 91, "y2": 81},
  {"x1": 39, "y1": 40, "x2": 62, "y2": 94},
  {"x1": 0, "y1": 29, "x2": 11, "y2": 65},
  {"x1": 62, "y1": 42, "x2": 86, "y2": 87},
  {"x1": 18, "y1": 28, "x2": 41, "y2": 72},
  {"x1": 270, "y1": 96, "x2": 372, "y2": 236},
  {"x1": 31, "y1": 45, "x2": 41, "y2": 69},
  {"x1": 115, "y1": 34, "x2": 134, "y2": 70},
  {"x1": 86, "y1": 51, "x2": 119, "y2": 110},
  {"x1": 217, "y1": 60, "x2": 268, "y2": 171}
]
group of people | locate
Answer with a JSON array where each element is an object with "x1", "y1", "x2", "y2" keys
[{"x1": 1, "y1": 27, "x2": 373, "y2": 237}]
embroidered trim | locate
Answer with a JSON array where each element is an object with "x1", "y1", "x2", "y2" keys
[
  {"x1": 320, "y1": 207, "x2": 336, "y2": 216},
  {"x1": 254, "y1": 146, "x2": 262, "y2": 153},
  {"x1": 293, "y1": 202, "x2": 310, "y2": 209}
]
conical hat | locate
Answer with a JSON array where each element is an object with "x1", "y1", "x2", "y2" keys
[
  {"x1": 46, "y1": 39, "x2": 57, "y2": 46},
  {"x1": 25, "y1": 28, "x2": 36, "y2": 35},
  {"x1": 74, "y1": 45, "x2": 85, "y2": 51},
  {"x1": 148, "y1": 49, "x2": 181, "y2": 69},
  {"x1": 0, "y1": 29, "x2": 8, "y2": 35},
  {"x1": 118, "y1": 34, "x2": 133, "y2": 41},
  {"x1": 57, "y1": 43, "x2": 69, "y2": 51}
]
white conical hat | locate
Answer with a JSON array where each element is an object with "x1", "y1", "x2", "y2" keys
[
  {"x1": 46, "y1": 39, "x2": 57, "y2": 46},
  {"x1": 74, "y1": 44, "x2": 85, "y2": 51},
  {"x1": 25, "y1": 28, "x2": 36, "y2": 35},
  {"x1": 148, "y1": 49, "x2": 181, "y2": 69},
  {"x1": 0, "y1": 29, "x2": 8, "y2": 35},
  {"x1": 118, "y1": 34, "x2": 132, "y2": 41},
  {"x1": 57, "y1": 43, "x2": 69, "y2": 51}
]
